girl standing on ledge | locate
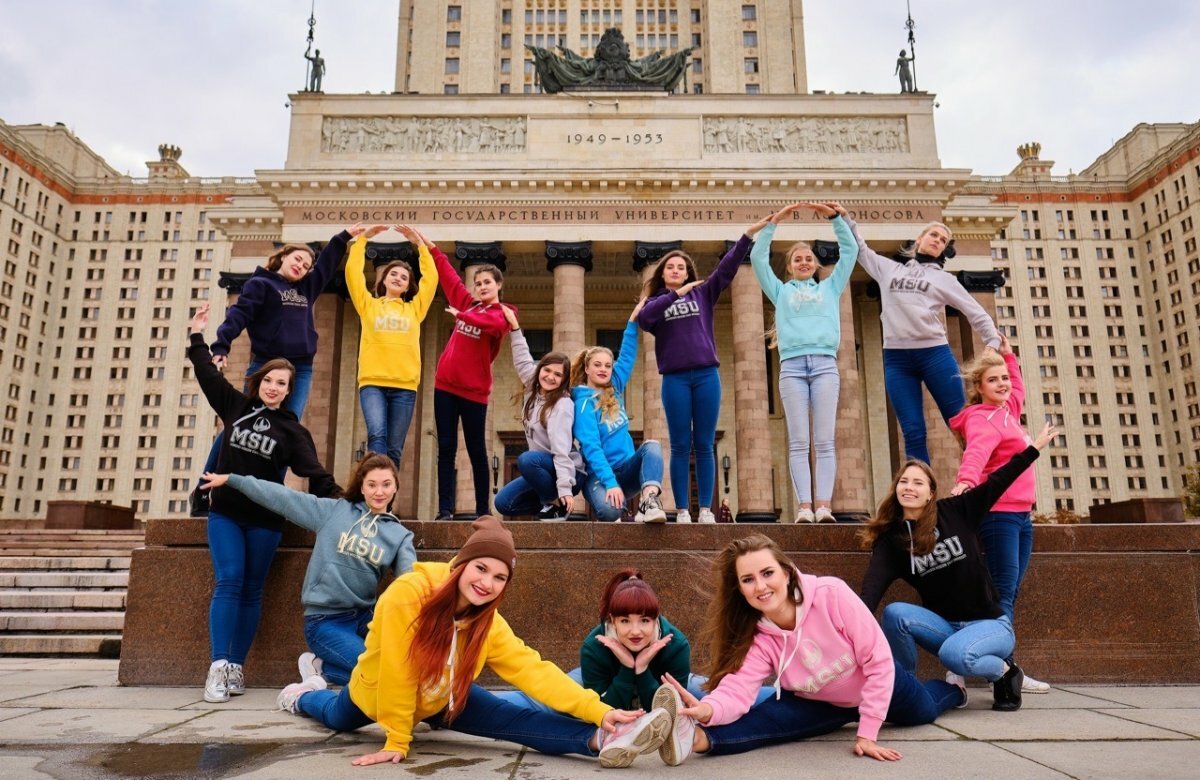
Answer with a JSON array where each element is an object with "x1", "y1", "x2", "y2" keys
[
  {"x1": 345, "y1": 224, "x2": 438, "y2": 469},
  {"x1": 187, "y1": 303, "x2": 340, "y2": 705},
  {"x1": 275, "y1": 516, "x2": 672, "y2": 769},
  {"x1": 635, "y1": 238, "x2": 746, "y2": 524},
  {"x1": 199, "y1": 452, "x2": 415, "y2": 688},
  {"x1": 430, "y1": 234, "x2": 516, "y2": 520},
  {"x1": 573, "y1": 301, "x2": 667, "y2": 523},
  {"x1": 493, "y1": 306, "x2": 583, "y2": 521},
  {"x1": 847, "y1": 208, "x2": 1000, "y2": 465},
  {"x1": 748, "y1": 201, "x2": 859, "y2": 523},
  {"x1": 858, "y1": 421, "x2": 1060, "y2": 713}
]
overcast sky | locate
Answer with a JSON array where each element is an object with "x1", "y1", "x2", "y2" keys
[{"x1": 2, "y1": 1, "x2": 1197, "y2": 178}]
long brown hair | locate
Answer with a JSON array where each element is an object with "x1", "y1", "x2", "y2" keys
[
  {"x1": 960, "y1": 351, "x2": 1006, "y2": 406},
  {"x1": 701, "y1": 535, "x2": 802, "y2": 691},
  {"x1": 641, "y1": 249, "x2": 698, "y2": 299},
  {"x1": 373, "y1": 260, "x2": 417, "y2": 301},
  {"x1": 858, "y1": 460, "x2": 939, "y2": 555},
  {"x1": 407, "y1": 562, "x2": 506, "y2": 724},
  {"x1": 343, "y1": 453, "x2": 400, "y2": 505},
  {"x1": 265, "y1": 243, "x2": 315, "y2": 273},
  {"x1": 571, "y1": 346, "x2": 621, "y2": 424},
  {"x1": 245, "y1": 358, "x2": 295, "y2": 406},
  {"x1": 516, "y1": 351, "x2": 572, "y2": 429}
]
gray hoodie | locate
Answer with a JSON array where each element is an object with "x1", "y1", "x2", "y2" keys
[
  {"x1": 226, "y1": 473, "x2": 416, "y2": 615},
  {"x1": 849, "y1": 218, "x2": 999, "y2": 350},
  {"x1": 511, "y1": 329, "x2": 584, "y2": 498}
]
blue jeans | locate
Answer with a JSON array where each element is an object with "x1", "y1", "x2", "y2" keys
[
  {"x1": 882, "y1": 345, "x2": 965, "y2": 465},
  {"x1": 496, "y1": 669, "x2": 768, "y2": 714},
  {"x1": 198, "y1": 359, "x2": 315, "y2": 482},
  {"x1": 298, "y1": 684, "x2": 599, "y2": 757},
  {"x1": 582, "y1": 441, "x2": 664, "y2": 522},
  {"x1": 882, "y1": 602, "x2": 1014, "y2": 681},
  {"x1": 703, "y1": 659, "x2": 961, "y2": 755},
  {"x1": 778, "y1": 355, "x2": 840, "y2": 504},
  {"x1": 359, "y1": 386, "x2": 417, "y2": 468},
  {"x1": 207, "y1": 511, "x2": 282, "y2": 664},
  {"x1": 979, "y1": 511, "x2": 1034, "y2": 623},
  {"x1": 494, "y1": 450, "x2": 581, "y2": 517},
  {"x1": 661, "y1": 367, "x2": 721, "y2": 510},
  {"x1": 303, "y1": 609, "x2": 373, "y2": 686}
]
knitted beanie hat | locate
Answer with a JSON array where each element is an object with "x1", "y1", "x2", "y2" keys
[{"x1": 455, "y1": 515, "x2": 517, "y2": 575}]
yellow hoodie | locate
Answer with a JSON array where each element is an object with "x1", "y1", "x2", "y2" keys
[
  {"x1": 345, "y1": 236, "x2": 438, "y2": 390},
  {"x1": 347, "y1": 561, "x2": 611, "y2": 756}
]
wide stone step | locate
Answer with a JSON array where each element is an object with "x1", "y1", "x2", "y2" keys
[
  {"x1": 0, "y1": 612, "x2": 125, "y2": 631},
  {"x1": 0, "y1": 572, "x2": 129, "y2": 589},
  {"x1": 0, "y1": 547, "x2": 140, "y2": 557},
  {"x1": 0, "y1": 634, "x2": 122, "y2": 655},
  {"x1": 0, "y1": 591, "x2": 127, "y2": 610},
  {"x1": 0, "y1": 531, "x2": 144, "y2": 541},
  {"x1": 0, "y1": 556, "x2": 131, "y2": 571}
]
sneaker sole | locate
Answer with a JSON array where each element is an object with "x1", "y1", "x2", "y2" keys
[
  {"x1": 298, "y1": 652, "x2": 321, "y2": 681},
  {"x1": 203, "y1": 691, "x2": 229, "y2": 703},
  {"x1": 227, "y1": 687, "x2": 245, "y2": 696},
  {"x1": 598, "y1": 710, "x2": 671, "y2": 768},
  {"x1": 640, "y1": 512, "x2": 667, "y2": 524},
  {"x1": 652, "y1": 686, "x2": 687, "y2": 766}
]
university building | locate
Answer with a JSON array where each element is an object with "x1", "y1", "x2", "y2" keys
[{"x1": 1, "y1": 1, "x2": 1197, "y2": 522}]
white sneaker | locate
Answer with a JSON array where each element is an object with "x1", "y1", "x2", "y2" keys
[
  {"x1": 697, "y1": 508, "x2": 716, "y2": 524},
  {"x1": 226, "y1": 663, "x2": 246, "y2": 695},
  {"x1": 794, "y1": 508, "x2": 815, "y2": 524},
  {"x1": 203, "y1": 660, "x2": 230, "y2": 703},
  {"x1": 597, "y1": 708, "x2": 671, "y2": 768},
  {"x1": 675, "y1": 508, "x2": 692, "y2": 524},
  {"x1": 1022, "y1": 673, "x2": 1051, "y2": 693},
  {"x1": 813, "y1": 507, "x2": 835, "y2": 523},
  {"x1": 635, "y1": 493, "x2": 667, "y2": 524},
  {"x1": 652, "y1": 684, "x2": 695, "y2": 766},
  {"x1": 298, "y1": 652, "x2": 324, "y2": 682},
  {"x1": 276, "y1": 676, "x2": 328, "y2": 714},
  {"x1": 946, "y1": 671, "x2": 969, "y2": 708}
]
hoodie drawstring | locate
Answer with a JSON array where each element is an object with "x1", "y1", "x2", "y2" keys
[{"x1": 906, "y1": 520, "x2": 916, "y2": 576}]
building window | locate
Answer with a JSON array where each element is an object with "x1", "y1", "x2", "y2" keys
[
  {"x1": 742, "y1": 5, "x2": 757, "y2": 21},
  {"x1": 446, "y1": 31, "x2": 461, "y2": 48},
  {"x1": 744, "y1": 58, "x2": 758, "y2": 74},
  {"x1": 742, "y1": 31, "x2": 758, "y2": 47},
  {"x1": 445, "y1": 58, "x2": 459, "y2": 74},
  {"x1": 444, "y1": 84, "x2": 459, "y2": 94},
  {"x1": 447, "y1": 5, "x2": 461, "y2": 22}
]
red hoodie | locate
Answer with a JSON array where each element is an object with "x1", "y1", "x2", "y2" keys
[
  {"x1": 432, "y1": 247, "x2": 515, "y2": 404},
  {"x1": 948, "y1": 352, "x2": 1035, "y2": 512}
]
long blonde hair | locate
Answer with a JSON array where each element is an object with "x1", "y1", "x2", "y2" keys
[
  {"x1": 960, "y1": 351, "x2": 1006, "y2": 406},
  {"x1": 899, "y1": 221, "x2": 952, "y2": 260},
  {"x1": 571, "y1": 346, "x2": 621, "y2": 424}
]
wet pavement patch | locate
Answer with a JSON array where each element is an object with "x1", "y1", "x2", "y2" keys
[
  {"x1": 80, "y1": 742, "x2": 282, "y2": 778},
  {"x1": 405, "y1": 757, "x2": 490, "y2": 776}
]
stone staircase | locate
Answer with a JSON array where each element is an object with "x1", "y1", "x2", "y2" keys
[{"x1": 0, "y1": 528, "x2": 144, "y2": 656}]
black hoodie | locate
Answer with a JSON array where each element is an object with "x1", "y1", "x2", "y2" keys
[
  {"x1": 860, "y1": 446, "x2": 1040, "y2": 622},
  {"x1": 189, "y1": 333, "x2": 340, "y2": 530}
]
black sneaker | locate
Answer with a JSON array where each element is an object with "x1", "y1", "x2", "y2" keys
[
  {"x1": 434, "y1": 510, "x2": 454, "y2": 522},
  {"x1": 537, "y1": 503, "x2": 569, "y2": 522},
  {"x1": 992, "y1": 663, "x2": 1024, "y2": 712},
  {"x1": 189, "y1": 488, "x2": 210, "y2": 517}
]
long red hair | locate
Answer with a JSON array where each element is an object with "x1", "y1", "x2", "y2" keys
[{"x1": 407, "y1": 562, "x2": 506, "y2": 723}]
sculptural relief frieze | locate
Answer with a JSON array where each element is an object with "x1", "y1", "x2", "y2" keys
[
  {"x1": 702, "y1": 117, "x2": 909, "y2": 155},
  {"x1": 321, "y1": 116, "x2": 527, "y2": 155}
]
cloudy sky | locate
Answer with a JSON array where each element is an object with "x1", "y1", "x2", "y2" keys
[{"x1": 2, "y1": 1, "x2": 1197, "y2": 178}]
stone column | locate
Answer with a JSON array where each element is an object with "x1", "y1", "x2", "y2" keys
[
  {"x1": 452, "y1": 242, "x2": 507, "y2": 518},
  {"x1": 728, "y1": 248, "x2": 776, "y2": 522},
  {"x1": 546, "y1": 242, "x2": 592, "y2": 357},
  {"x1": 633, "y1": 242, "x2": 679, "y2": 510}
]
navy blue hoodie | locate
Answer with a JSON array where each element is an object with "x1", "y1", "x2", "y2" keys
[{"x1": 211, "y1": 230, "x2": 350, "y2": 364}]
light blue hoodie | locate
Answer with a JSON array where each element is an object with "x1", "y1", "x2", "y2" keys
[
  {"x1": 750, "y1": 216, "x2": 859, "y2": 361},
  {"x1": 226, "y1": 473, "x2": 416, "y2": 616},
  {"x1": 571, "y1": 321, "x2": 639, "y2": 490}
]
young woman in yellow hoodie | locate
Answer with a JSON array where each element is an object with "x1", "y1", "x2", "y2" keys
[
  {"x1": 345, "y1": 224, "x2": 439, "y2": 468},
  {"x1": 276, "y1": 516, "x2": 672, "y2": 768}
]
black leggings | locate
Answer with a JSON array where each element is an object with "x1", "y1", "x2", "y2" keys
[{"x1": 434, "y1": 389, "x2": 490, "y2": 516}]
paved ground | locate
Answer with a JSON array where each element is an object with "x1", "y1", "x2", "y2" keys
[{"x1": 0, "y1": 659, "x2": 1196, "y2": 779}]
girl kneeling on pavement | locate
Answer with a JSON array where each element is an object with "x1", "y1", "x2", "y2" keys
[
  {"x1": 651, "y1": 534, "x2": 964, "y2": 766},
  {"x1": 200, "y1": 452, "x2": 415, "y2": 687},
  {"x1": 275, "y1": 516, "x2": 672, "y2": 768},
  {"x1": 859, "y1": 422, "x2": 1060, "y2": 713}
]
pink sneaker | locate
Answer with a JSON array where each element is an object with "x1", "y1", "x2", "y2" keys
[
  {"x1": 652, "y1": 684, "x2": 696, "y2": 766},
  {"x1": 597, "y1": 708, "x2": 671, "y2": 768}
]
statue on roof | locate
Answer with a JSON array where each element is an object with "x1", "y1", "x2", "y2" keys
[{"x1": 525, "y1": 28, "x2": 694, "y2": 93}]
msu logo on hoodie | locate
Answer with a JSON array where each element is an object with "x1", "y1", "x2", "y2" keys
[{"x1": 230, "y1": 412, "x2": 279, "y2": 458}]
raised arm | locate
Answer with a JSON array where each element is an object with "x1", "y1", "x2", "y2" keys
[
  {"x1": 840, "y1": 209, "x2": 893, "y2": 282},
  {"x1": 287, "y1": 427, "x2": 342, "y2": 499},
  {"x1": 411, "y1": 245, "x2": 439, "y2": 320},
  {"x1": 220, "y1": 472, "x2": 340, "y2": 533},
  {"x1": 189, "y1": 304, "x2": 244, "y2": 417},
  {"x1": 508, "y1": 324, "x2": 536, "y2": 386},
  {"x1": 938, "y1": 274, "x2": 1000, "y2": 349},
  {"x1": 305, "y1": 227, "x2": 353, "y2": 293},
  {"x1": 702, "y1": 233, "x2": 750, "y2": 301},
  {"x1": 750, "y1": 222, "x2": 784, "y2": 301},
  {"x1": 431, "y1": 244, "x2": 476, "y2": 312},
  {"x1": 826, "y1": 212, "x2": 860, "y2": 296},
  {"x1": 211, "y1": 278, "x2": 267, "y2": 358},
  {"x1": 344, "y1": 236, "x2": 372, "y2": 313},
  {"x1": 611, "y1": 319, "x2": 640, "y2": 394}
]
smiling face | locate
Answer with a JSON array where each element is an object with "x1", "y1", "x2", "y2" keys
[
  {"x1": 473, "y1": 270, "x2": 501, "y2": 304},
  {"x1": 979, "y1": 363, "x2": 1011, "y2": 406},
  {"x1": 736, "y1": 549, "x2": 793, "y2": 622},
  {"x1": 916, "y1": 225, "x2": 951, "y2": 257},
  {"x1": 610, "y1": 614, "x2": 656, "y2": 653},
  {"x1": 257, "y1": 369, "x2": 291, "y2": 409},
  {"x1": 894, "y1": 465, "x2": 933, "y2": 513},
  {"x1": 787, "y1": 245, "x2": 818, "y2": 281},
  {"x1": 278, "y1": 249, "x2": 314, "y2": 282},
  {"x1": 383, "y1": 265, "x2": 410, "y2": 297},
  {"x1": 361, "y1": 468, "x2": 397, "y2": 513},
  {"x1": 456, "y1": 557, "x2": 509, "y2": 611},
  {"x1": 584, "y1": 350, "x2": 613, "y2": 387},
  {"x1": 537, "y1": 361, "x2": 565, "y2": 394}
]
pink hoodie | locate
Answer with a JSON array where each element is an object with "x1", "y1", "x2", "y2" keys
[
  {"x1": 949, "y1": 352, "x2": 1035, "y2": 512},
  {"x1": 702, "y1": 572, "x2": 895, "y2": 742}
]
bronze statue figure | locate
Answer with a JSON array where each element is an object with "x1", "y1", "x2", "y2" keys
[{"x1": 526, "y1": 28, "x2": 693, "y2": 93}]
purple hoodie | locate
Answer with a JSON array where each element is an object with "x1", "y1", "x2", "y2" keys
[{"x1": 636, "y1": 235, "x2": 749, "y2": 373}]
